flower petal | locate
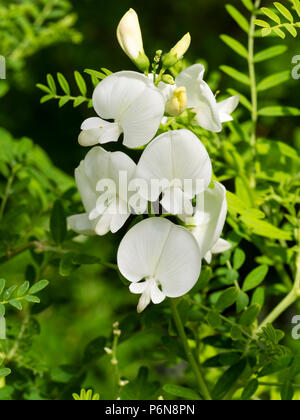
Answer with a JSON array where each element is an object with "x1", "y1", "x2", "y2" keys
[
  {"x1": 150, "y1": 283, "x2": 166, "y2": 304},
  {"x1": 176, "y1": 64, "x2": 222, "y2": 132},
  {"x1": 117, "y1": 218, "x2": 201, "y2": 299},
  {"x1": 211, "y1": 238, "x2": 232, "y2": 254},
  {"x1": 191, "y1": 182, "x2": 228, "y2": 259},
  {"x1": 67, "y1": 213, "x2": 95, "y2": 236},
  {"x1": 136, "y1": 129, "x2": 212, "y2": 200},
  {"x1": 216, "y1": 95, "x2": 240, "y2": 123}
]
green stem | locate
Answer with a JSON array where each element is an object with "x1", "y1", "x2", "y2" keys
[
  {"x1": 248, "y1": 0, "x2": 261, "y2": 188},
  {"x1": 169, "y1": 299, "x2": 212, "y2": 400},
  {"x1": 0, "y1": 169, "x2": 16, "y2": 222}
]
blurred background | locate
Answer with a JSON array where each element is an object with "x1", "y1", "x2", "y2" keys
[{"x1": 1, "y1": 0, "x2": 300, "y2": 400}]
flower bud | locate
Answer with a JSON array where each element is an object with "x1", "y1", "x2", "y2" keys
[
  {"x1": 117, "y1": 9, "x2": 150, "y2": 72},
  {"x1": 162, "y1": 33, "x2": 191, "y2": 68},
  {"x1": 165, "y1": 87, "x2": 188, "y2": 116},
  {"x1": 104, "y1": 347, "x2": 113, "y2": 355},
  {"x1": 162, "y1": 74, "x2": 175, "y2": 85}
]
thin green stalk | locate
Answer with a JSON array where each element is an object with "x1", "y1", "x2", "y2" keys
[
  {"x1": 0, "y1": 170, "x2": 16, "y2": 222},
  {"x1": 248, "y1": 0, "x2": 261, "y2": 187},
  {"x1": 169, "y1": 299, "x2": 212, "y2": 400}
]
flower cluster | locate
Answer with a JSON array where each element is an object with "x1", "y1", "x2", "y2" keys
[{"x1": 68, "y1": 9, "x2": 238, "y2": 312}]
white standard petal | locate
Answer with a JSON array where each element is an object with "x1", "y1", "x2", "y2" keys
[
  {"x1": 216, "y1": 96, "x2": 240, "y2": 123},
  {"x1": 92, "y1": 71, "x2": 165, "y2": 148},
  {"x1": 190, "y1": 182, "x2": 228, "y2": 259},
  {"x1": 79, "y1": 117, "x2": 121, "y2": 146},
  {"x1": 211, "y1": 238, "x2": 232, "y2": 254},
  {"x1": 117, "y1": 218, "x2": 201, "y2": 302},
  {"x1": 67, "y1": 214, "x2": 95, "y2": 236},
  {"x1": 136, "y1": 129, "x2": 212, "y2": 201},
  {"x1": 176, "y1": 64, "x2": 222, "y2": 132}
]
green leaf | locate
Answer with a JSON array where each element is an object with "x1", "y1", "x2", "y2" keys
[
  {"x1": 29, "y1": 280, "x2": 49, "y2": 295},
  {"x1": 74, "y1": 71, "x2": 87, "y2": 96},
  {"x1": 0, "y1": 304, "x2": 5, "y2": 317},
  {"x1": 212, "y1": 360, "x2": 247, "y2": 400},
  {"x1": 261, "y1": 7, "x2": 281, "y2": 24},
  {"x1": 236, "y1": 291, "x2": 249, "y2": 313},
  {"x1": 163, "y1": 385, "x2": 201, "y2": 400},
  {"x1": 240, "y1": 216, "x2": 292, "y2": 240},
  {"x1": 241, "y1": 0, "x2": 253, "y2": 11},
  {"x1": 47, "y1": 74, "x2": 57, "y2": 94},
  {"x1": 274, "y1": 2, "x2": 294, "y2": 23},
  {"x1": 254, "y1": 45, "x2": 288, "y2": 63},
  {"x1": 251, "y1": 287, "x2": 265, "y2": 307},
  {"x1": 233, "y1": 249, "x2": 246, "y2": 270},
  {"x1": 292, "y1": 0, "x2": 300, "y2": 17},
  {"x1": 0, "y1": 279, "x2": 6, "y2": 296},
  {"x1": 226, "y1": 5, "x2": 250, "y2": 32},
  {"x1": 17, "y1": 281, "x2": 30, "y2": 297},
  {"x1": 36, "y1": 83, "x2": 52, "y2": 94},
  {"x1": 285, "y1": 24, "x2": 298, "y2": 37},
  {"x1": 240, "y1": 304, "x2": 261, "y2": 326},
  {"x1": 273, "y1": 27, "x2": 286, "y2": 38},
  {"x1": 50, "y1": 200, "x2": 67, "y2": 244},
  {"x1": 207, "y1": 311, "x2": 222, "y2": 328},
  {"x1": 73, "y1": 96, "x2": 87, "y2": 107},
  {"x1": 220, "y1": 35, "x2": 248, "y2": 59},
  {"x1": 257, "y1": 71, "x2": 290, "y2": 92},
  {"x1": 0, "y1": 368, "x2": 11, "y2": 378},
  {"x1": 216, "y1": 287, "x2": 239, "y2": 313},
  {"x1": 281, "y1": 381, "x2": 294, "y2": 400},
  {"x1": 220, "y1": 66, "x2": 251, "y2": 85},
  {"x1": 23, "y1": 296, "x2": 40, "y2": 303},
  {"x1": 254, "y1": 19, "x2": 271, "y2": 28},
  {"x1": 8, "y1": 300, "x2": 22, "y2": 310},
  {"x1": 242, "y1": 379, "x2": 259, "y2": 400},
  {"x1": 57, "y1": 73, "x2": 71, "y2": 95},
  {"x1": 59, "y1": 96, "x2": 71, "y2": 108},
  {"x1": 258, "y1": 106, "x2": 300, "y2": 117},
  {"x1": 243, "y1": 265, "x2": 269, "y2": 292},
  {"x1": 2, "y1": 286, "x2": 17, "y2": 301}
]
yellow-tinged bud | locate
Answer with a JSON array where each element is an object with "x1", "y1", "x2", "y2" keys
[
  {"x1": 162, "y1": 33, "x2": 191, "y2": 68},
  {"x1": 162, "y1": 74, "x2": 175, "y2": 85},
  {"x1": 117, "y1": 9, "x2": 150, "y2": 72},
  {"x1": 165, "y1": 87, "x2": 188, "y2": 116}
]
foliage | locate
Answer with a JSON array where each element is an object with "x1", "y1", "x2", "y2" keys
[{"x1": 0, "y1": 0, "x2": 300, "y2": 401}]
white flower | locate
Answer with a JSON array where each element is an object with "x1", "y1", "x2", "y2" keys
[
  {"x1": 117, "y1": 9, "x2": 150, "y2": 72},
  {"x1": 136, "y1": 129, "x2": 212, "y2": 216},
  {"x1": 162, "y1": 33, "x2": 191, "y2": 68},
  {"x1": 159, "y1": 64, "x2": 239, "y2": 132},
  {"x1": 68, "y1": 146, "x2": 136, "y2": 236},
  {"x1": 117, "y1": 217, "x2": 201, "y2": 312},
  {"x1": 184, "y1": 181, "x2": 232, "y2": 263},
  {"x1": 79, "y1": 71, "x2": 165, "y2": 149}
]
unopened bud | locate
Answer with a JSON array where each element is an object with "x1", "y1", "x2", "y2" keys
[
  {"x1": 104, "y1": 347, "x2": 113, "y2": 355},
  {"x1": 117, "y1": 9, "x2": 150, "y2": 72},
  {"x1": 119, "y1": 380, "x2": 129, "y2": 387},
  {"x1": 162, "y1": 33, "x2": 191, "y2": 68},
  {"x1": 113, "y1": 321, "x2": 119, "y2": 329},
  {"x1": 111, "y1": 358, "x2": 118, "y2": 365},
  {"x1": 113, "y1": 329, "x2": 121, "y2": 337},
  {"x1": 162, "y1": 74, "x2": 175, "y2": 85},
  {"x1": 165, "y1": 87, "x2": 188, "y2": 116}
]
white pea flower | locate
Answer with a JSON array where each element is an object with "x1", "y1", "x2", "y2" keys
[
  {"x1": 117, "y1": 9, "x2": 150, "y2": 72},
  {"x1": 117, "y1": 217, "x2": 201, "y2": 312},
  {"x1": 159, "y1": 64, "x2": 239, "y2": 132},
  {"x1": 68, "y1": 146, "x2": 136, "y2": 236},
  {"x1": 136, "y1": 129, "x2": 212, "y2": 216},
  {"x1": 184, "y1": 181, "x2": 232, "y2": 263},
  {"x1": 79, "y1": 71, "x2": 165, "y2": 149}
]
